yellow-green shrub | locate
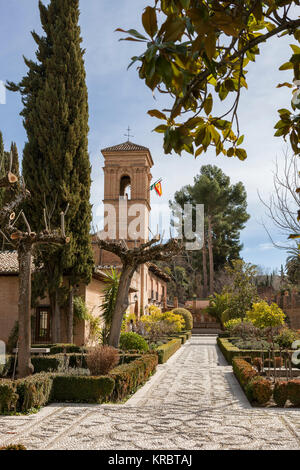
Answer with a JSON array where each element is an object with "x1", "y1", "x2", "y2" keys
[
  {"x1": 245, "y1": 301, "x2": 285, "y2": 329},
  {"x1": 142, "y1": 307, "x2": 184, "y2": 333}
]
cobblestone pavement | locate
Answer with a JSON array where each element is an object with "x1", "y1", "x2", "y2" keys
[{"x1": 0, "y1": 336, "x2": 300, "y2": 450}]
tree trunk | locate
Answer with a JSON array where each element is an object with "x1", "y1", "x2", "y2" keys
[
  {"x1": 50, "y1": 290, "x2": 61, "y2": 343},
  {"x1": 67, "y1": 286, "x2": 74, "y2": 344},
  {"x1": 108, "y1": 264, "x2": 136, "y2": 348},
  {"x1": 207, "y1": 215, "x2": 214, "y2": 295},
  {"x1": 17, "y1": 242, "x2": 34, "y2": 378},
  {"x1": 202, "y1": 231, "x2": 208, "y2": 298}
]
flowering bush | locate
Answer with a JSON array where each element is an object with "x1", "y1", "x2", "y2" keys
[
  {"x1": 142, "y1": 307, "x2": 184, "y2": 333},
  {"x1": 245, "y1": 301, "x2": 285, "y2": 329}
]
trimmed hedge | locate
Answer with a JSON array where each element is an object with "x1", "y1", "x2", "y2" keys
[
  {"x1": 119, "y1": 332, "x2": 149, "y2": 353},
  {"x1": 172, "y1": 308, "x2": 193, "y2": 330},
  {"x1": 273, "y1": 381, "x2": 288, "y2": 407},
  {"x1": 156, "y1": 338, "x2": 182, "y2": 364},
  {"x1": 16, "y1": 373, "x2": 53, "y2": 411},
  {"x1": 217, "y1": 337, "x2": 282, "y2": 364},
  {"x1": 287, "y1": 380, "x2": 300, "y2": 406},
  {"x1": 31, "y1": 355, "x2": 66, "y2": 373},
  {"x1": 0, "y1": 380, "x2": 18, "y2": 413},
  {"x1": 52, "y1": 375, "x2": 115, "y2": 403},
  {"x1": 31, "y1": 344, "x2": 86, "y2": 354},
  {"x1": 246, "y1": 377, "x2": 272, "y2": 405},
  {"x1": 232, "y1": 358, "x2": 258, "y2": 389},
  {"x1": 110, "y1": 353, "x2": 158, "y2": 401}
]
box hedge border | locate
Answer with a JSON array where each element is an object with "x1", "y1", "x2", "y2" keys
[
  {"x1": 156, "y1": 338, "x2": 182, "y2": 364},
  {"x1": 217, "y1": 337, "x2": 282, "y2": 364}
]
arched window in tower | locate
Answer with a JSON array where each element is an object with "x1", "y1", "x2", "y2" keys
[{"x1": 120, "y1": 175, "x2": 131, "y2": 200}]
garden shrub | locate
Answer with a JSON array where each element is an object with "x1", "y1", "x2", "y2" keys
[
  {"x1": 31, "y1": 355, "x2": 67, "y2": 373},
  {"x1": 67, "y1": 353, "x2": 88, "y2": 369},
  {"x1": 232, "y1": 358, "x2": 258, "y2": 389},
  {"x1": 49, "y1": 344, "x2": 84, "y2": 354},
  {"x1": 246, "y1": 377, "x2": 272, "y2": 405},
  {"x1": 16, "y1": 373, "x2": 53, "y2": 411},
  {"x1": 142, "y1": 307, "x2": 185, "y2": 333},
  {"x1": 86, "y1": 346, "x2": 119, "y2": 376},
  {"x1": 273, "y1": 381, "x2": 288, "y2": 407},
  {"x1": 274, "y1": 328, "x2": 298, "y2": 349},
  {"x1": 0, "y1": 380, "x2": 18, "y2": 413},
  {"x1": 172, "y1": 308, "x2": 193, "y2": 330},
  {"x1": 245, "y1": 301, "x2": 285, "y2": 329},
  {"x1": 119, "y1": 332, "x2": 149, "y2": 353},
  {"x1": 110, "y1": 354, "x2": 158, "y2": 401},
  {"x1": 52, "y1": 375, "x2": 115, "y2": 403},
  {"x1": 156, "y1": 338, "x2": 181, "y2": 364},
  {"x1": 224, "y1": 318, "x2": 243, "y2": 333},
  {"x1": 287, "y1": 380, "x2": 300, "y2": 406},
  {"x1": 0, "y1": 444, "x2": 27, "y2": 450},
  {"x1": 217, "y1": 337, "x2": 240, "y2": 364}
]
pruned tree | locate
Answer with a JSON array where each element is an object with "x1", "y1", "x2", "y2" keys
[
  {"x1": 0, "y1": 157, "x2": 70, "y2": 378},
  {"x1": 95, "y1": 236, "x2": 182, "y2": 347},
  {"x1": 259, "y1": 150, "x2": 300, "y2": 253}
]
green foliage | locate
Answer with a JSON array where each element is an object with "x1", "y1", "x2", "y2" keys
[
  {"x1": 156, "y1": 338, "x2": 182, "y2": 364},
  {"x1": 74, "y1": 296, "x2": 89, "y2": 321},
  {"x1": 52, "y1": 375, "x2": 115, "y2": 403},
  {"x1": 172, "y1": 166, "x2": 249, "y2": 277},
  {"x1": 48, "y1": 344, "x2": 83, "y2": 354},
  {"x1": 142, "y1": 306, "x2": 185, "y2": 333},
  {"x1": 0, "y1": 381, "x2": 18, "y2": 414},
  {"x1": 273, "y1": 381, "x2": 288, "y2": 407},
  {"x1": 206, "y1": 293, "x2": 231, "y2": 324},
  {"x1": 118, "y1": 2, "x2": 300, "y2": 159},
  {"x1": 222, "y1": 260, "x2": 259, "y2": 320},
  {"x1": 16, "y1": 373, "x2": 53, "y2": 412},
  {"x1": 101, "y1": 268, "x2": 120, "y2": 343},
  {"x1": 224, "y1": 318, "x2": 243, "y2": 332},
  {"x1": 8, "y1": 0, "x2": 94, "y2": 306},
  {"x1": 109, "y1": 354, "x2": 158, "y2": 401},
  {"x1": 0, "y1": 444, "x2": 27, "y2": 450},
  {"x1": 274, "y1": 328, "x2": 298, "y2": 349},
  {"x1": 246, "y1": 301, "x2": 286, "y2": 329},
  {"x1": 172, "y1": 307, "x2": 193, "y2": 330},
  {"x1": 30, "y1": 355, "x2": 66, "y2": 373},
  {"x1": 119, "y1": 332, "x2": 149, "y2": 352}
]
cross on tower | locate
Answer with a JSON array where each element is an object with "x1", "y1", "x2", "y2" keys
[{"x1": 124, "y1": 126, "x2": 134, "y2": 142}]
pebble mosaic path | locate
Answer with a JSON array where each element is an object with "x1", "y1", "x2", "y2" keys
[{"x1": 0, "y1": 335, "x2": 300, "y2": 450}]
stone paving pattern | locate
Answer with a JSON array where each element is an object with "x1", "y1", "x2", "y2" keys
[{"x1": 0, "y1": 336, "x2": 300, "y2": 450}]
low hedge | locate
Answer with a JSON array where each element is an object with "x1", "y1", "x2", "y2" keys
[
  {"x1": 110, "y1": 353, "x2": 158, "y2": 401},
  {"x1": 0, "y1": 373, "x2": 53, "y2": 413},
  {"x1": 31, "y1": 344, "x2": 86, "y2": 354},
  {"x1": 156, "y1": 338, "x2": 182, "y2": 364},
  {"x1": 287, "y1": 380, "x2": 300, "y2": 406},
  {"x1": 31, "y1": 355, "x2": 66, "y2": 373},
  {"x1": 217, "y1": 337, "x2": 282, "y2": 364},
  {"x1": 232, "y1": 358, "x2": 258, "y2": 389},
  {"x1": 273, "y1": 381, "x2": 288, "y2": 407},
  {"x1": 52, "y1": 375, "x2": 115, "y2": 403},
  {"x1": 246, "y1": 377, "x2": 273, "y2": 405}
]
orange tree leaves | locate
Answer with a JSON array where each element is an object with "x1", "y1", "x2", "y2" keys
[{"x1": 117, "y1": 0, "x2": 300, "y2": 160}]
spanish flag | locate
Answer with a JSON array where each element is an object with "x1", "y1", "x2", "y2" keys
[{"x1": 154, "y1": 180, "x2": 162, "y2": 197}]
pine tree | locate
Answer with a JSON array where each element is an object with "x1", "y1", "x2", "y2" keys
[{"x1": 8, "y1": 0, "x2": 93, "y2": 342}]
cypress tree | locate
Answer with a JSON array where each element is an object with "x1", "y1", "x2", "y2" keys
[{"x1": 8, "y1": 0, "x2": 93, "y2": 342}]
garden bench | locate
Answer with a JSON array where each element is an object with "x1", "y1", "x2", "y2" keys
[{"x1": 13, "y1": 348, "x2": 50, "y2": 356}]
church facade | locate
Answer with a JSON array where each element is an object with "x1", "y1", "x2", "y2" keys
[{"x1": 0, "y1": 141, "x2": 170, "y2": 346}]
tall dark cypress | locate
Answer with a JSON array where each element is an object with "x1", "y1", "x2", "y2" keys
[{"x1": 8, "y1": 0, "x2": 93, "y2": 342}]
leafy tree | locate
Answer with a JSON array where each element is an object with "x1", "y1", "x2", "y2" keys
[
  {"x1": 222, "y1": 259, "x2": 259, "y2": 321},
  {"x1": 172, "y1": 165, "x2": 249, "y2": 294},
  {"x1": 246, "y1": 301, "x2": 286, "y2": 328},
  {"x1": 7, "y1": 0, "x2": 94, "y2": 343},
  {"x1": 118, "y1": 1, "x2": 300, "y2": 159},
  {"x1": 205, "y1": 292, "x2": 231, "y2": 325}
]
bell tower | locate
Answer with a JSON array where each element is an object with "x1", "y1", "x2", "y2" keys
[{"x1": 101, "y1": 141, "x2": 153, "y2": 244}]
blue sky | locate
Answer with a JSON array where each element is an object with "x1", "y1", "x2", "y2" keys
[{"x1": 0, "y1": 0, "x2": 298, "y2": 271}]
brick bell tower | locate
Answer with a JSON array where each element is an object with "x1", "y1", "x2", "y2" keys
[{"x1": 99, "y1": 141, "x2": 153, "y2": 265}]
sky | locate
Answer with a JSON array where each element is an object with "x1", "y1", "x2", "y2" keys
[{"x1": 0, "y1": 0, "x2": 298, "y2": 272}]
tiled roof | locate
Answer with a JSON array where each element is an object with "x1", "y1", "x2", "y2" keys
[
  {"x1": 101, "y1": 141, "x2": 150, "y2": 152},
  {"x1": 0, "y1": 251, "x2": 36, "y2": 274}
]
